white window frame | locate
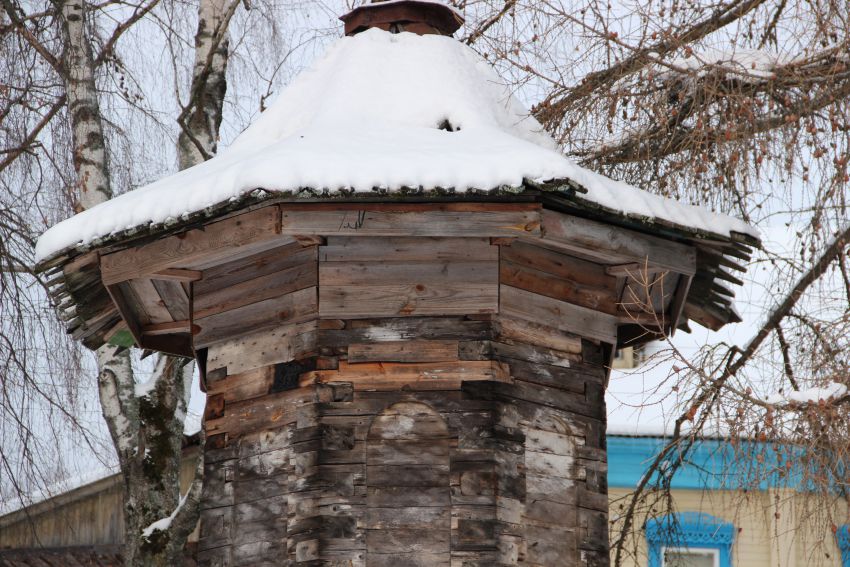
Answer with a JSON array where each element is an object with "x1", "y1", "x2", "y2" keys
[{"x1": 661, "y1": 546, "x2": 720, "y2": 567}]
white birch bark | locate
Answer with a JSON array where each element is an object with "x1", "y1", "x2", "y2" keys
[
  {"x1": 55, "y1": 0, "x2": 230, "y2": 564},
  {"x1": 178, "y1": 0, "x2": 231, "y2": 170},
  {"x1": 55, "y1": 0, "x2": 111, "y2": 211}
]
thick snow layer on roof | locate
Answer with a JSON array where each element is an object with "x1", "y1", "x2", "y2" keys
[{"x1": 36, "y1": 28, "x2": 755, "y2": 262}]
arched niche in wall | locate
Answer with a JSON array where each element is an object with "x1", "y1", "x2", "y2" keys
[{"x1": 366, "y1": 401, "x2": 451, "y2": 565}]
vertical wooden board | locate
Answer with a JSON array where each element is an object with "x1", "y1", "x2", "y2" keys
[
  {"x1": 128, "y1": 278, "x2": 174, "y2": 324},
  {"x1": 194, "y1": 286, "x2": 318, "y2": 347},
  {"x1": 499, "y1": 285, "x2": 617, "y2": 344},
  {"x1": 151, "y1": 278, "x2": 190, "y2": 321}
]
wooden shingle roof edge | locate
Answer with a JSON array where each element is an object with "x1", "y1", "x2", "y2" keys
[{"x1": 35, "y1": 182, "x2": 759, "y2": 351}]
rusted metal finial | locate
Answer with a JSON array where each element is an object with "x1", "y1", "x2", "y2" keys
[{"x1": 340, "y1": 0, "x2": 464, "y2": 37}]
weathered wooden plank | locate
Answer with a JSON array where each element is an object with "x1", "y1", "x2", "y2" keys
[
  {"x1": 501, "y1": 240, "x2": 616, "y2": 289},
  {"x1": 207, "y1": 366, "x2": 274, "y2": 403},
  {"x1": 280, "y1": 203, "x2": 541, "y2": 238},
  {"x1": 204, "y1": 388, "x2": 311, "y2": 438},
  {"x1": 499, "y1": 285, "x2": 617, "y2": 344},
  {"x1": 320, "y1": 261, "x2": 496, "y2": 286},
  {"x1": 207, "y1": 320, "x2": 318, "y2": 376},
  {"x1": 302, "y1": 361, "x2": 510, "y2": 391},
  {"x1": 365, "y1": 527, "x2": 450, "y2": 553},
  {"x1": 318, "y1": 317, "x2": 492, "y2": 347},
  {"x1": 500, "y1": 259, "x2": 618, "y2": 315},
  {"x1": 128, "y1": 278, "x2": 173, "y2": 324},
  {"x1": 667, "y1": 274, "x2": 693, "y2": 335},
  {"x1": 493, "y1": 316, "x2": 582, "y2": 354},
  {"x1": 195, "y1": 242, "x2": 315, "y2": 296},
  {"x1": 105, "y1": 282, "x2": 143, "y2": 346},
  {"x1": 194, "y1": 286, "x2": 317, "y2": 347},
  {"x1": 459, "y1": 340, "x2": 580, "y2": 369},
  {"x1": 540, "y1": 210, "x2": 697, "y2": 275},
  {"x1": 320, "y1": 236, "x2": 497, "y2": 263},
  {"x1": 194, "y1": 260, "x2": 316, "y2": 319},
  {"x1": 152, "y1": 268, "x2": 202, "y2": 281},
  {"x1": 142, "y1": 320, "x2": 192, "y2": 336},
  {"x1": 320, "y1": 283, "x2": 497, "y2": 319},
  {"x1": 346, "y1": 340, "x2": 458, "y2": 363},
  {"x1": 101, "y1": 207, "x2": 287, "y2": 285},
  {"x1": 151, "y1": 278, "x2": 190, "y2": 321}
]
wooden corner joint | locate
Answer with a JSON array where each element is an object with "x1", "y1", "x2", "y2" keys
[{"x1": 293, "y1": 235, "x2": 326, "y2": 247}]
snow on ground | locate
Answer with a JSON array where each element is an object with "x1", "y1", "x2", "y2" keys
[{"x1": 35, "y1": 28, "x2": 754, "y2": 263}]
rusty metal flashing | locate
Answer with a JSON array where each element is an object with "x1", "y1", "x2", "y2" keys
[{"x1": 340, "y1": 1, "x2": 464, "y2": 37}]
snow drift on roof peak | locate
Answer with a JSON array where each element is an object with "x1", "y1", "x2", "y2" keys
[{"x1": 226, "y1": 28, "x2": 558, "y2": 154}]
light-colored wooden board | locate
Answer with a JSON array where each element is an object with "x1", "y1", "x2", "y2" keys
[
  {"x1": 320, "y1": 236, "x2": 497, "y2": 263},
  {"x1": 302, "y1": 360, "x2": 510, "y2": 391},
  {"x1": 539, "y1": 210, "x2": 696, "y2": 276},
  {"x1": 194, "y1": 286, "x2": 317, "y2": 347},
  {"x1": 207, "y1": 366, "x2": 274, "y2": 403},
  {"x1": 101, "y1": 206, "x2": 287, "y2": 285},
  {"x1": 206, "y1": 320, "x2": 319, "y2": 376},
  {"x1": 499, "y1": 285, "x2": 617, "y2": 344},
  {"x1": 347, "y1": 340, "x2": 459, "y2": 363}
]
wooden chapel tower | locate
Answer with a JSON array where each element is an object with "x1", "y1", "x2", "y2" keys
[{"x1": 37, "y1": 2, "x2": 757, "y2": 565}]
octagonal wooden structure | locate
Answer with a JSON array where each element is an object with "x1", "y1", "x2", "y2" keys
[{"x1": 41, "y1": 190, "x2": 756, "y2": 566}]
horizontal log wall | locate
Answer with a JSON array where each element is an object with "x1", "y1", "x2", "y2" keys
[{"x1": 198, "y1": 315, "x2": 609, "y2": 567}]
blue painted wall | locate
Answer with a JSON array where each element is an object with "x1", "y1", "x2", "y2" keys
[{"x1": 607, "y1": 435, "x2": 807, "y2": 490}]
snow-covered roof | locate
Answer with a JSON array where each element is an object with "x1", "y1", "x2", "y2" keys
[{"x1": 35, "y1": 28, "x2": 756, "y2": 263}]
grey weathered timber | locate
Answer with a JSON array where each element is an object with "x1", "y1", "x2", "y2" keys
[
  {"x1": 197, "y1": 307, "x2": 610, "y2": 567},
  {"x1": 41, "y1": 199, "x2": 746, "y2": 567}
]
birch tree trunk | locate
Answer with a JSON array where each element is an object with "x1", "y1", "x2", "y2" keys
[
  {"x1": 54, "y1": 0, "x2": 231, "y2": 564},
  {"x1": 178, "y1": 0, "x2": 231, "y2": 169}
]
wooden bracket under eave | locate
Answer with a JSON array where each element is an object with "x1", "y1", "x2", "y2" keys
[
  {"x1": 104, "y1": 282, "x2": 195, "y2": 357},
  {"x1": 667, "y1": 274, "x2": 693, "y2": 337}
]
